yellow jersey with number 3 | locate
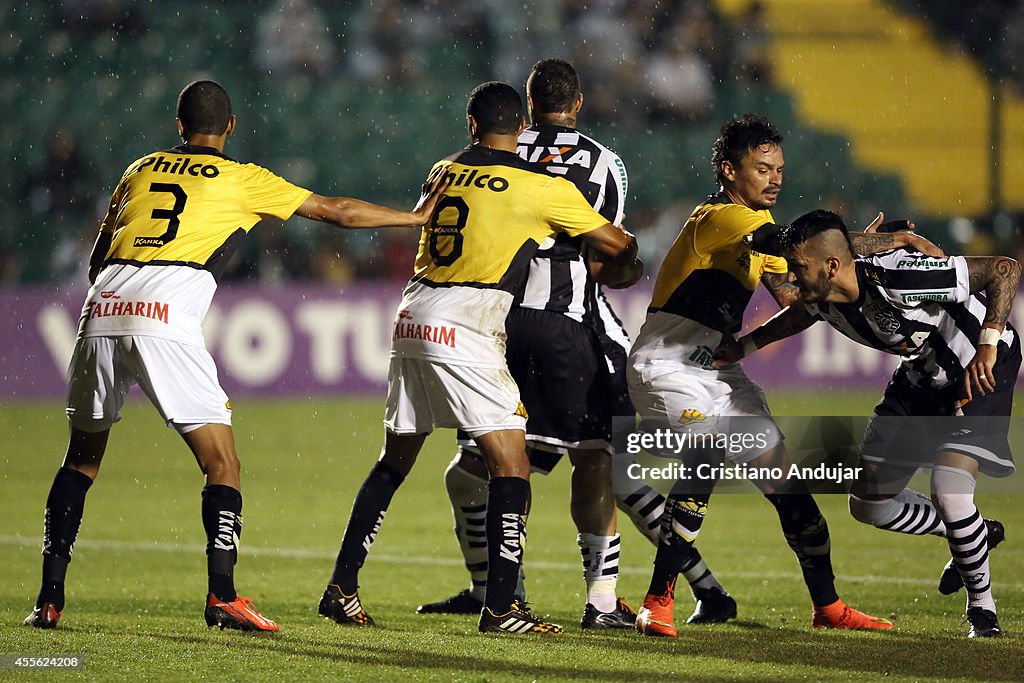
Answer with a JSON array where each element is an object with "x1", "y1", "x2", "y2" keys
[
  {"x1": 394, "y1": 145, "x2": 609, "y2": 367},
  {"x1": 80, "y1": 144, "x2": 311, "y2": 346}
]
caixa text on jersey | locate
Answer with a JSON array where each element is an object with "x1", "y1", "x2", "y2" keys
[{"x1": 138, "y1": 155, "x2": 220, "y2": 178}]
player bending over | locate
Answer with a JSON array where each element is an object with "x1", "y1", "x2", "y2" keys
[{"x1": 715, "y1": 209, "x2": 1020, "y2": 638}]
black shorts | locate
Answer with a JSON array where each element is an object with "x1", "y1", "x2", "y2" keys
[
  {"x1": 456, "y1": 309, "x2": 634, "y2": 473},
  {"x1": 505, "y1": 308, "x2": 633, "y2": 453},
  {"x1": 861, "y1": 335, "x2": 1020, "y2": 478}
]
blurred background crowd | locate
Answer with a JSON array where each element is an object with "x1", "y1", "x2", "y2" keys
[{"x1": 3, "y1": 0, "x2": 1024, "y2": 291}]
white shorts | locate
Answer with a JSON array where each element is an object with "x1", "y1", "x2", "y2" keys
[
  {"x1": 626, "y1": 359, "x2": 782, "y2": 464},
  {"x1": 384, "y1": 357, "x2": 527, "y2": 439},
  {"x1": 66, "y1": 336, "x2": 232, "y2": 433}
]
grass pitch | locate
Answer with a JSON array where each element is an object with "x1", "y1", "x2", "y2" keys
[{"x1": 1, "y1": 394, "x2": 1022, "y2": 681}]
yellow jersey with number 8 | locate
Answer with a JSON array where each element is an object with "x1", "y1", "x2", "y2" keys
[{"x1": 395, "y1": 145, "x2": 609, "y2": 367}]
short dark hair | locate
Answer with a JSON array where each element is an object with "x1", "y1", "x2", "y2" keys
[
  {"x1": 711, "y1": 113, "x2": 783, "y2": 185},
  {"x1": 177, "y1": 80, "x2": 232, "y2": 136},
  {"x1": 785, "y1": 209, "x2": 856, "y2": 258},
  {"x1": 527, "y1": 59, "x2": 580, "y2": 115},
  {"x1": 467, "y1": 81, "x2": 524, "y2": 136}
]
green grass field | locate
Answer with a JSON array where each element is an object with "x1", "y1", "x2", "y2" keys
[{"x1": 1, "y1": 394, "x2": 1023, "y2": 681}]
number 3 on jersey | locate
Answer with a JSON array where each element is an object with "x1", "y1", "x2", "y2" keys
[
  {"x1": 133, "y1": 183, "x2": 188, "y2": 247},
  {"x1": 429, "y1": 196, "x2": 468, "y2": 266}
]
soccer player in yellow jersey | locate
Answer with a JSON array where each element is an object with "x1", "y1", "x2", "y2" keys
[
  {"x1": 24, "y1": 80, "x2": 448, "y2": 632},
  {"x1": 319, "y1": 82, "x2": 640, "y2": 635},
  {"x1": 628, "y1": 114, "x2": 938, "y2": 637}
]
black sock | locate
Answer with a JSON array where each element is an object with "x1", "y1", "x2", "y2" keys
[
  {"x1": 766, "y1": 490, "x2": 838, "y2": 607},
  {"x1": 201, "y1": 484, "x2": 243, "y2": 602},
  {"x1": 38, "y1": 468, "x2": 93, "y2": 610},
  {"x1": 484, "y1": 476, "x2": 530, "y2": 613},
  {"x1": 647, "y1": 494, "x2": 707, "y2": 597},
  {"x1": 330, "y1": 461, "x2": 405, "y2": 594}
]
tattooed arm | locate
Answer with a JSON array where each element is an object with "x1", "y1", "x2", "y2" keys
[
  {"x1": 962, "y1": 256, "x2": 1022, "y2": 400},
  {"x1": 849, "y1": 231, "x2": 945, "y2": 258},
  {"x1": 712, "y1": 304, "x2": 818, "y2": 366},
  {"x1": 761, "y1": 272, "x2": 801, "y2": 308},
  {"x1": 966, "y1": 256, "x2": 1022, "y2": 329}
]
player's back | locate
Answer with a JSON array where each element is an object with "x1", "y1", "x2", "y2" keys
[
  {"x1": 396, "y1": 145, "x2": 606, "y2": 367},
  {"x1": 410, "y1": 145, "x2": 601, "y2": 293},
  {"x1": 810, "y1": 249, "x2": 1017, "y2": 388},
  {"x1": 82, "y1": 144, "x2": 310, "y2": 344},
  {"x1": 106, "y1": 145, "x2": 308, "y2": 271},
  {"x1": 515, "y1": 124, "x2": 628, "y2": 328}
]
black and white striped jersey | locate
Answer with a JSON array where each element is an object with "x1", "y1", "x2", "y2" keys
[
  {"x1": 805, "y1": 249, "x2": 1018, "y2": 389},
  {"x1": 515, "y1": 124, "x2": 628, "y2": 344}
]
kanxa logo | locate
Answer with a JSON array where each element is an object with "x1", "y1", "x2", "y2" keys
[
  {"x1": 498, "y1": 512, "x2": 523, "y2": 563},
  {"x1": 362, "y1": 511, "x2": 386, "y2": 552}
]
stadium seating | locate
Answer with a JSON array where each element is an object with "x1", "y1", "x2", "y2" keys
[
  {"x1": 713, "y1": 0, "x2": 1024, "y2": 218},
  {"x1": 12, "y1": 0, "x2": 1004, "y2": 283}
]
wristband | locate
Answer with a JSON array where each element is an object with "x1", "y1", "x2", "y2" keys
[
  {"x1": 978, "y1": 327, "x2": 1001, "y2": 347},
  {"x1": 740, "y1": 335, "x2": 759, "y2": 358}
]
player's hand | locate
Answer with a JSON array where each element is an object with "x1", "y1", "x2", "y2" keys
[
  {"x1": 864, "y1": 211, "x2": 917, "y2": 234},
  {"x1": 863, "y1": 212, "x2": 885, "y2": 233},
  {"x1": 963, "y1": 344, "x2": 998, "y2": 402},
  {"x1": 865, "y1": 211, "x2": 944, "y2": 257},
  {"x1": 711, "y1": 336, "x2": 744, "y2": 367},
  {"x1": 412, "y1": 166, "x2": 452, "y2": 223}
]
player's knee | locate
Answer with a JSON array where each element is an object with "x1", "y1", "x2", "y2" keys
[
  {"x1": 444, "y1": 455, "x2": 487, "y2": 500},
  {"x1": 930, "y1": 465, "x2": 977, "y2": 519},
  {"x1": 848, "y1": 494, "x2": 892, "y2": 526},
  {"x1": 454, "y1": 445, "x2": 488, "y2": 479},
  {"x1": 206, "y1": 449, "x2": 240, "y2": 476}
]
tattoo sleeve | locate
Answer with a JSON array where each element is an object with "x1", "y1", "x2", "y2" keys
[
  {"x1": 849, "y1": 232, "x2": 900, "y2": 255},
  {"x1": 966, "y1": 256, "x2": 1022, "y2": 329},
  {"x1": 761, "y1": 272, "x2": 801, "y2": 308}
]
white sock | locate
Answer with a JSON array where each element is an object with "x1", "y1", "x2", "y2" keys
[
  {"x1": 615, "y1": 484, "x2": 664, "y2": 545},
  {"x1": 444, "y1": 457, "x2": 489, "y2": 601},
  {"x1": 579, "y1": 533, "x2": 619, "y2": 612},
  {"x1": 932, "y1": 465, "x2": 995, "y2": 612},
  {"x1": 849, "y1": 489, "x2": 946, "y2": 536}
]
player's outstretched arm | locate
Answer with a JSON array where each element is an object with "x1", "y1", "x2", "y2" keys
[
  {"x1": 712, "y1": 304, "x2": 817, "y2": 367},
  {"x1": 851, "y1": 211, "x2": 944, "y2": 257},
  {"x1": 962, "y1": 255, "x2": 1023, "y2": 400},
  {"x1": 294, "y1": 166, "x2": 450, "y2": 229}
]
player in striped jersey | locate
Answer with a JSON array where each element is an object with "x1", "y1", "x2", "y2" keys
[
  {"x1": 318, "y1": 82, "x2": 640, "y2": 636},
  {"x1": 415, "y1": 59, "x2": 654, "y2": 629},
  {"x1": 718, "y1": 209, "x2": 1021, "y2": 637},
  {"x1": 627, "y1": 115, "x2": 938, "y2": 637},
  {"x1": 24, "y1": 80, "x2": 450, "y2": 632}
]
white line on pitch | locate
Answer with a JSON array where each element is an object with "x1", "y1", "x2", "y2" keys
[{"x1": 4, "y1": 534, "x2": 1015, "y2": 590}]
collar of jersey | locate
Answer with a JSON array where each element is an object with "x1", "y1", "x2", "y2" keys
[{"x1": 170, "y1": 143, "x2": 234, "y2": 161}]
